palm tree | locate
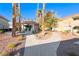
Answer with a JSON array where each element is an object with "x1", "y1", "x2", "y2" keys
[
  {"x1": 36, "y1": 3, "x2": 39, "y2": 23},
  {"x1": 42, "y1": 3, "x2": 45, "y2": 32},
  {"x1": 18, "y1": 3, "x2": 21, "y2": 32},
  {"x1": 12, "y1": 3, "x2": 16, "y2": 37},
  {"x1": 37, "y1": 9, "x2": 42, "y2": 30},
  {"x1": 36, "y1": 4, "x2": 43, "y2": 31}
]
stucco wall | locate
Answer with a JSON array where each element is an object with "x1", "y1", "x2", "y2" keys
[
  {"x1": 56, "y1": 17, "x2": 79, "y2": 32},
  {"x1": 0, "y1": 18, "x2": 9, "y2": 29}
]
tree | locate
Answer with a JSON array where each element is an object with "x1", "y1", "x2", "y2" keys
[
  {"x1": 36, "y1": 4, "x2": 42, "y2": 31},
  {"x1": 45, "y1": 11, "x2": 58, "y2": 30},
  {"x1": 41, "y1": 3, "x2": 45, "y2": 32},
  {"x1": 37, "y1": 9, "x2": 42, "y2": 30},
  {"x1": 12, "y1": 3, "x2": 16, "y2": 37}
]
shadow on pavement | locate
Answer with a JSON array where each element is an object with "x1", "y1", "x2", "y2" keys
[
  {"x1": 10, "y1": 38, "x2": 79, "y2": 56},
  {"x1": 14, "y1": 41, "x2": 60, "y2": 56},
  {"x1": 57, "y1": 38, "x2": 79, "y2": 56}
]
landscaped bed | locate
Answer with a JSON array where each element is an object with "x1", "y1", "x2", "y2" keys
[
  {"x1": 35, "y1": 31, "x2": 53, "y2": 40},
  {"x1": 59, "y1": 31, "x2": 76, "y2": 41},
  {"x1": 0, "y1": 33, "x2": 26, "y2": 56}
]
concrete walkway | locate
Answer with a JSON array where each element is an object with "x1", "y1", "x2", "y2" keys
[{"x1": 24, "y1": 32, "x2": 61, "y2": 56}]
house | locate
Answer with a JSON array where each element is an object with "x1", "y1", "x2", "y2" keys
[
  {"x1": 16, "y1": 20, "x2": 39, "y2": 33},
  {"x1": 22, "y1": 20, "x2": 39, "y2": 33},
  {"x1": 57, "y1": 14, "x2": 79, "y2": 34},
  {"x1": 0, "y1": 15, "x2": 9, "y2": 30},
  {"x1": 57, "y1": 17, "x2": 73, "y2": 32}
]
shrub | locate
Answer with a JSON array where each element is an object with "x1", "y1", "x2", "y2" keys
[
  {"x1": 0, "y1": 29, "x2": 5, "y2": 33},
  {"x1": 16, "y1": 35, "x2": 24, "y2": 41},
  {"x1": 32, "y1": 30, "x2": 35, "y2": 33},
  {"x1": 0, "y1": 51, "x2": 2, "y2": 56},
  {"x1": 64, "y1": 30, "x2": 71, "y2": 33},
  {"x1": 0, "y1": 50, "x2": 10, "y2": 56},
  {"x1": 7, "y1": 43, "x2": 16, "y2": 49}
]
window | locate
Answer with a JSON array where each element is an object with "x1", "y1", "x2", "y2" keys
[
  {"x1": 73, "y1": 26, "x2": 79, "y2": 29},
  {"x1": 72, "y1": 16, "x2": 79, "y2": 20}
]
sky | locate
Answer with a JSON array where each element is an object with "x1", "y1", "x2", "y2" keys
[{"x1": 0, "y1": 3, "x2": 79, "y2": 22}]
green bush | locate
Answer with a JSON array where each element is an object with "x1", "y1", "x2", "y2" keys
[
  {"x1": 64, "y1": 30, "x2": 71, "y2": 33},
  {"x1": 32, "y1": 30, "x2": 36, "y2": 33},
  {"x1": 0, "y1": 29, "x2": 5, "y2": 33}
]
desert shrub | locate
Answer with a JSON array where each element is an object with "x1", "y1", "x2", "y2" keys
[
  {"x1": 32, "y1": 30, "x2": 35, "y2": 33},
  {"x1": 7, "y1": 43, "x2": 16, "y2": 49},
  {"x1": 0, "y1": 50, "x2": 10, "y2": 56},
  {"x1": 64, "y1": 30, "x2": 71, "y2": 33},
  {"x1": 16, "y1": 35, "x2": 24, "y2": 41},
  {"x1": 0, "y1": 51, "x2": 2, "y2": 55}
]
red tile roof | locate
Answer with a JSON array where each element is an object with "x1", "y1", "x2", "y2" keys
[{"x1": 23, "y1": 21, "x2": 38, "y2": 25}]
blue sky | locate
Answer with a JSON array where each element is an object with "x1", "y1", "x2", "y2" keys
[{"x1": 0, "y1": 3, "x2": 79, "y2": 22}]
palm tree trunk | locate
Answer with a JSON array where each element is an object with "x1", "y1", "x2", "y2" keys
[
  {"x1": 42, "y1": 3, "x2": 45, "y2": 33},
  {"x1": 19, "y1": 16, "x2": 21, "y2": 32},
  {"x1": 36, "y1": 3, "x2": 39, "y2": 23},
  {"x1": 12, "y1": 3, "x2": 16, "y2": 37},
  {"x1": 18, "y1": 3, "x2": 21, "y2": 32}
]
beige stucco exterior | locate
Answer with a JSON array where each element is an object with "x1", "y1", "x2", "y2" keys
[{"x1": 56, "y1": 14, "x2": 79, "y2": 32}]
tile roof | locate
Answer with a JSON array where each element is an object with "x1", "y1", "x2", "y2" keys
[{"x1": 0, "y1": 15, "x2": 9, "y2": 21}]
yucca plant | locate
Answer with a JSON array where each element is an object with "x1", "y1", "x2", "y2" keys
[
  {"x1": 7, "y1": 42, "x2": 16, "y2": 49},
  {"x1": 0, "y1": 50, "x2": 10, "y2": 56}
]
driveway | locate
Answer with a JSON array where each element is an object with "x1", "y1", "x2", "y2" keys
[{"x1": 24, "y1": 32, "x2": 61, "y2": 56}]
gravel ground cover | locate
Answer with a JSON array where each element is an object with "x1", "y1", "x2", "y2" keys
[{"x1": 0, "y1": 33, "x2": 26, "y2": 56}]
